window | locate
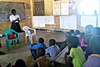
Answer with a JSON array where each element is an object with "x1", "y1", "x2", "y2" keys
[{"x1": 79, "y1": 0, "x2": 99, "y2": 15}]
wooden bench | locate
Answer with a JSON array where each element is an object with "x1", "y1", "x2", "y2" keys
[{"x1": 54, "y1": 46, "x2": 68, "y2": 64}]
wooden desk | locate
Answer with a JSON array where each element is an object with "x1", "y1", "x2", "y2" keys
[{"x1": 54, "y1": 46, "x2": 68, "y2": 64}]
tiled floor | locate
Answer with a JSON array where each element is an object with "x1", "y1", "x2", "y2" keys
[{"x1": 0, "y1": 30, "x2": 66, "y2": 67}]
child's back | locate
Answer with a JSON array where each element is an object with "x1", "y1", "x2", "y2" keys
[
  {"x1": 34, "y1": 55, "x2": 52, "y2": 67},
  {"x1": 70, "y1": 46, "x2": 86, "y2": 67},
  {"x1": 46, "y1": 39, "x2": 60, "y2": 60},
  {"x1": 33, "y1": 47, "x2": 53, "y2": 67},
  {"x1": 66, "y1": 36, "x2": 86, "y2": 67}
]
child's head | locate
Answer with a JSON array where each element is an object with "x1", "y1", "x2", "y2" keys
[
  {"x1": 15, "y1": 59, "x2": 27, "y2": 67},
  {"x1": 49, "y1": 39, "x2": 56, "y2": 46},
  {"x1": 84, "y1": 34, "x2": 92, "y2": 45},
  {"x1": 93, "y1": 27, "x2": 100, "y2": 35},
  {"x1": 36, "y1": 47, "x2": 45, "y2": 57},
  {"x1": 89, "y1": 35, "x2": 100, "y2": 54},
  {"x1": 74, "y1": 30, "x2": 80, "y2": 35},
  {"x1": 38, "y1": 38, "x2": 44, "y2": 43},
  {"x1": 66, "y1": 32, "x2": 71, "y2": 40},
  {"x1": 66, "y1": 32, "x2": 71, "y2": 36},
  {"x1": 80, "y1": 32, "x2": 85, "y2": 37},
  {"x1": 67, "y1": 36, "x2": 79, "y2": 48},
  {"x1": 85, "y1": 25, "x2": 93, "y2": 34},
  {"x1": 69, "y1": 30, "x2": 74, "y2": 35}
]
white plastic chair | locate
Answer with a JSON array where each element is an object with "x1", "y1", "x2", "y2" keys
[{"x1": 23, "y1": 26, "x2": 37, "y2": 44}]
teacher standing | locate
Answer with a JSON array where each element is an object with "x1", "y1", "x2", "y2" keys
[{"x1": 9, "y1": 9, "x2": 21, "y2": 32}]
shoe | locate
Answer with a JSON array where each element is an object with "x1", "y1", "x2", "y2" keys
[{"x1": 0, "y1": 51, "x2": 6, "y2": 55}]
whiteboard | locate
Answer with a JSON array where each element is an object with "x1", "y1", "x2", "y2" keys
[
  {"x1": 81, "y1": 16, "x2": 97, "y2": 27},
  {"x1": 60, "y1": 16, "x2": 77, "y2": 29}
]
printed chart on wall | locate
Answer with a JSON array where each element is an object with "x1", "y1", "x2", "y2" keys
[
  {"x1": 60, "y1": 1, "x2": 69, "y2": 15},
  {"x1": 81, "y1": 16, "x2": 97, "y2": 27},
  {"x1": 53, "y1": 1, "x2": 61, "y2": 15},
  {"x1": 33, "y1": 16, "x2": 54, "y2": 27},
  {"x1": 60, "y1": 16, "x2": 77, "y2": 29}
]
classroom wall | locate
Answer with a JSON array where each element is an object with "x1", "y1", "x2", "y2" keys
[
  {"x1": 33, "y1": 0, "x2": 89, "y2": 31},
  {"x1": 44, "y1": 0, "x2": 54, "y2": 15},
  {"x1": 0, "y1": 0, "x2": 33, "y2": 33}
]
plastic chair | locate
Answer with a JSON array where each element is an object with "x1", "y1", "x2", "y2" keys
[
  {"x1": 23, "y1": 26, "x2": 37, "y2": 44},
  {"x1": 2, "y1": 28, "x2": 21, "y2": 51}
]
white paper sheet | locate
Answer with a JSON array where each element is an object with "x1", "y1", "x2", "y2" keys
[
  {"x1": 61, "y1": 2, "x2": 69, "y2": 15},
  {"x1": 38, "y1": 16, "x2": 45, "y2": 27},
  {"x1": 81, "y1": 16, "x2": 97, "y2": 27},
  {"x1": 45, "y1": 16, "x2": 54, "y2": 24},
  {"x1": 53, "y1": 1, "x2": 61, "y2": 15},
  {"x1": 60, "y1": 16, "x2": 77, "y2": 29},
  {"x1": 33, "y1": 16, "x2": 39, "y2": 27}
]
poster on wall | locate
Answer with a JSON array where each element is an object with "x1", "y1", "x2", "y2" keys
[
  {"x1": 69, "y1": 0, "x2": 78, "y2": 15},
  {"x1": 60, "y1": 2, "x2": 69, "y2": 15},
  {"x1": 53, "y1": 1, "x2": 61, "y2": 15},
  {"x1": 60, "y1": 15, "x2": 77, "y2": 29},
  {"x1": 33, "y1": 16, "x2": 39, "y2": 27},
  {"x1": 38, "y1": 16, "x2": 45, "y2": 27},
  {"x1": 81, "y1": 16, "x2": 97, "y2": 27},
  {"x1": 45, "y1": 16, "x2": 54, "y2": 24},
  {"x1": 33, "y1": 16, "x2": 54, "y2": 27}
]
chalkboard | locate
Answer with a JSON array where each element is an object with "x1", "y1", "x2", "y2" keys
[{"x1": 0, "y1": 2, "x2": 25, "y2": 22}]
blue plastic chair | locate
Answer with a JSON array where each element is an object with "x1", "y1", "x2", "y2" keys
[{"x1": 2, "y1": 28, "x2": 21, "y2": 51}]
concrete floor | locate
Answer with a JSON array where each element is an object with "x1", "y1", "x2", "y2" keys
[{"x1": 0, "y1": 30, "x2": 66, "y2": 67}]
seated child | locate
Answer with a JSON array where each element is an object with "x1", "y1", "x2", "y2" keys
[
  {"x1": 66, "y1": 32, "x2": 71, "y2": 41},
  {"x1": 79, "y1": 32, "x2": 87, "y2": 51},
  {"x1": 33, "y1": 47, "x2": 53, "y2": 67},
  {"x1": 28, "y1": 37, "x2": 46, "y2": 49},
  {"x1": 46, "y1": 39, "x2": 60, "y2": 60},
  {"x1": 11, "y1": 59, "x2": 27, "y2": 67},
  {"x1": 65, "y1": 36, "x2": 86, "y2": 67},
  {"x1": 74, "y1": 30, "x2": 80, "y2": 38},
  {"x1": 6, "y1": 59, "x2": 27, "y2": 67},
  {"x1": 84, "y1": 34, "x2": 93, "y2": 59},
  {"x1": 28, "y1": 38, "x2": 46, "y2": 59},
  {"x1": 69, "y1": 29, "x2": 74, "y2": 35},
  {"x1": 84, "y1": 35, "x2": 100, "y2": 67}
]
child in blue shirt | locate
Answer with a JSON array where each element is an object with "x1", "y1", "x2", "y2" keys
[
  {"x1": 28, "y1": 37, "x2": 46, "y2": 59},
  {"x1": 28, "y1": 37, "x2": 46, "y2": 49}
]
